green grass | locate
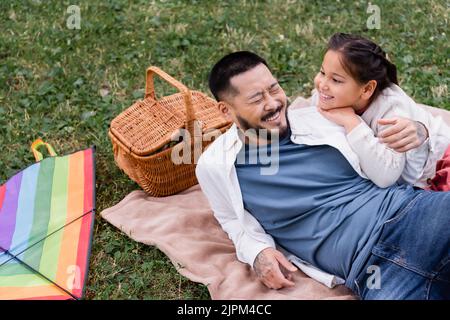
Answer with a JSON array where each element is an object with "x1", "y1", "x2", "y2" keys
[{"x1": 0, "y1": 0, "x2": 448, "y2": 299}]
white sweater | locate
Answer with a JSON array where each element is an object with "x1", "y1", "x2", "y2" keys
[{"x1": 309, "y1": 85, "x2": 450, "y2": 188}]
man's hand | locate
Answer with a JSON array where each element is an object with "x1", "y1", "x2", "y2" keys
[
  {"x1": 378, "y1": 117, "x2": 429, "y2": 153},
  {"x1": 318, "y1": 107, "x2": 361, "y2": 133},
  {"x1": 253, "y1": 248, "x2": 298, "y2": 290}
]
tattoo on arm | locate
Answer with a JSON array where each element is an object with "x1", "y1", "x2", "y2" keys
[{"x1": 254, "y1": 251, "x2": 272, "y2": 277}]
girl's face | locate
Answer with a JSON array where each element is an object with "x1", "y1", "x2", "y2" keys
[{"x1": 314, "y1": 50, "x2": 371, "y2": 112}]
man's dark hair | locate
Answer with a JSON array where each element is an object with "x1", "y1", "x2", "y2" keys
[{"x1": 208, "y1": 51, "x2": 269, "y2": 101}]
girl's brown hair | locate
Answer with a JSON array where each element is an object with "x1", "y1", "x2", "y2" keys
[{"x1": 327, "y1": 33, "x2": 398, "y2": 102}]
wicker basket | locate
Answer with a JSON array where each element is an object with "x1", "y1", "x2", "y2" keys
[{"x1": 108, "y1": 66, "x2": 231, "y2": 196}]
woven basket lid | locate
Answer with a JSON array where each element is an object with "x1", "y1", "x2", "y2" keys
[
  {"x1": 110, "y1": 67, "x2": 230, "y2": 157},
  {"x1": 110, "y1": 90, "x2": 230, "y2": 156}
]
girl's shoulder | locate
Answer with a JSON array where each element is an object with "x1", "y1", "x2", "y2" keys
[
  {"x1": 379, "y1": 84, "x2": 414, "y2": 101},
  {"x1": 362, "y1": 84, "x2": 418, "y2": 127},
  {"x1": 371, "y1": 84, "x2": 416, "y2": 115}
]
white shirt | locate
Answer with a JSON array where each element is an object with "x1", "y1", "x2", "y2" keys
[{"x1": 195, "y1": 106, "x2": 374, "y2": 288}]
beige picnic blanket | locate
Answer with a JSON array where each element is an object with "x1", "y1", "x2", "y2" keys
[
  {"x1": 101, "y1": 184, "x2": 355, "y2": 299},
  {"x1": 101, "y1": 103, "x2": 450, "y2": 300}
]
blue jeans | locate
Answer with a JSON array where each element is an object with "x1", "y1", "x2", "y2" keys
[{"x1": 352, "y1": 190, "x2": 450, "y2": 300}]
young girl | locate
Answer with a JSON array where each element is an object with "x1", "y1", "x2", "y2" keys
[{"x1": 311, "y1": 33, "x2": 450, "y2": 190}]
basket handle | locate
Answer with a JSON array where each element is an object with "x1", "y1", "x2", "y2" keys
[
  {"x1": 31, "y1": 139, "x2": 57, "y2": 162},
  {"x1": 145, "y1": 66, "x2": 197, "y2": 136}
]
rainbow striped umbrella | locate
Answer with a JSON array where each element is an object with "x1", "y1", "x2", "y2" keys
[{"x1": 0, "y1": 140, "x2": 95, "y2": 300}]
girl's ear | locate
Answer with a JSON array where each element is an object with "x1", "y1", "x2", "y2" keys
[{"x1": 361, "y1": 80, "x2": 377, "y2": 100}]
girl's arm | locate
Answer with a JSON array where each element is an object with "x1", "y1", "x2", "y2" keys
[
  {"x1": 346, "y1": 120, "x2": 406, "y2": 187},
  {"x1": 367, "y1": 91, "x2": 432, "y2": 186},
  {"x1": 377, "y1": 117, "x2": 430, "y2": 186},
  {"x1": 319, "y1": 107, "x2": 405, "y2": 188}
]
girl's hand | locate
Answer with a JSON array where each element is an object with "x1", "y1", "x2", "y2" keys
[
  {"x1": 318, "y1": 106, "x2": 361, "y2": 133},
  {"x1": 378, "y1": 118, "x2": 429, "y2": 152}
]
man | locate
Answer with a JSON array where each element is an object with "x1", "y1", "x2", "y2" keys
[{"x1": 195, "y1": 51, "x2": 450, "y2": 299}]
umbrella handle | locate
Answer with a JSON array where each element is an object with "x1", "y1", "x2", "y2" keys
[{"x1": 31, "y1": 139, "x2": 57, "y2": 162}]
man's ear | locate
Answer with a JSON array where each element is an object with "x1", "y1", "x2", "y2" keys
[
  {"x1": 218, "y1": 101, "x2": 234, "y2": 121},
  {"x1": 361, "y1": 80, "x2": 377, "y2": 100}
]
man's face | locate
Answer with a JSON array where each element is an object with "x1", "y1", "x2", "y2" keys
[{"x1": 220, "y1": 64, "x2": 289, "y2": 140}]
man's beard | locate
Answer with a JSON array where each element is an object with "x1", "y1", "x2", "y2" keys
[{"x1": 236, "y1": 104, "x2": 289, "y2": 143}]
